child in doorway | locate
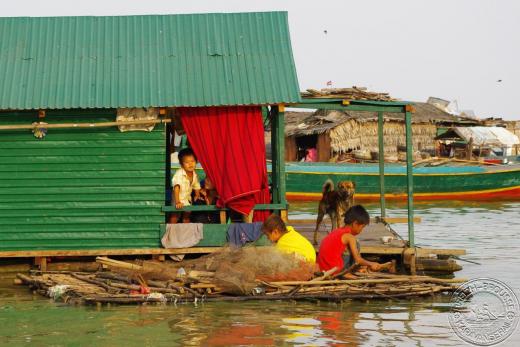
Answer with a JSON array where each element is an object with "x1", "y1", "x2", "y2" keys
[
  {"x1": 261, "y1": 214, "x2": 316, "y2": 264},
  {"x1": 317, "y1": 205, "x2": 383, "y2": 278},
  {"x1": 170, "y1": 148, "x2": 201, "y2": 223}
]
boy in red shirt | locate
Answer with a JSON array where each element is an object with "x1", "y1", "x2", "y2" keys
[{"x1": 317, "y1": 205, "x2": 382, "y2": 278}]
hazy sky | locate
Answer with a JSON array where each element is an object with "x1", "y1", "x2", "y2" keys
[{"x1": 4, "y1": 1, "x2": 519, "y2": 120}]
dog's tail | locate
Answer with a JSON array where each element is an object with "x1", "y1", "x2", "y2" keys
[{"x1": 322, "y1": 179, "x2": 334, "y2": 195}]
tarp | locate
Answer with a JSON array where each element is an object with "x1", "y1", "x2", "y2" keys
[
  {"x1": 179, "y1": 106, "x2": 270, "y2": 221},
  {"x1": 441, "y1": 126, "x2": 520, "y2": 147}
]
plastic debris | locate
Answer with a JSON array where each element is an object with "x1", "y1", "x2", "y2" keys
[
  {"x1": 48, "y1": 285, "x2": 70, "y2": 300},
  {"x1": 177, "y1": 268, "x2": 187, "y2": 278},
  {"x1": 146, "y1": 292, "x2": 167, "y2": 303}
]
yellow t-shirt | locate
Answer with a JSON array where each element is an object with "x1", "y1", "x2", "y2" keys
[{"x1": 276, "y1": 226, "x2": 316, "y2": 263}]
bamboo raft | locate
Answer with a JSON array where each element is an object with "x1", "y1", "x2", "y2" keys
[{"x1": 15, "y1": 256, "x2": 466, "y2": 305}]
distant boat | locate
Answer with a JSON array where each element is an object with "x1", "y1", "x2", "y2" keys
[
  {"x1": 281, "y1": 162, "x2": 520, "y2": 201},
  {"x1": 173, "y1": 161, "x2": 520, "y2": 202}
]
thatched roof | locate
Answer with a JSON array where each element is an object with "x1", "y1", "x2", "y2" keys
[{"x1": 285, "y1": 103, "x2": 478, "y2": 137}]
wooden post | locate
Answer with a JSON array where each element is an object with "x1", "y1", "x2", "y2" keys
[
  {"x1": 246, "y1": 211, "x2": 254, "y2": 223},
  {"x1": 405, "y1": 106, "x2": 415, "y2": 248},
  {"x1": 403, "y1": 248, "x2": 417, "y2": 275},
  {"x1": 101, "y1": 255, "x2": 108, "y2": 269},
  {"x1": 219, "y1": 210, "x2": 227, "y2": 224},
  {"x1": 285, "y1": 136, "x2": 297, "y2": 161},
  {"x1": 317, "y1": 133, "x2": 331, "y2": 162},
  {"x1": 410, "y1": 253, "x2": 417, "y2": 276},
  {"x1": 152, "y1": 255, "x2": 166, "y2": 262},
  {"x1": 280, "y1": 209, "x2": 288, "y2": 223},
  {"x1": 377, "y1": 111, "x2": 386, "y2": 218},
  {"x1": 276, "y1": 105, "x2": 287, "y2": 207},
  {"x1": 466, "y1": 137, "x2": 474, "y2": 160},
  {"x1": 34, "y1": 257, "x2": 47, "y2": 271},
  {"x1": 270, "y1": 107, "x2": 279, "y2": 204}
]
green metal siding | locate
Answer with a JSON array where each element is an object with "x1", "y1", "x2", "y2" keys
[
  {"x1": 0, "y1": 111, "x2": 165, "y2": 250},
  {"x1": 0, "y1": 12, "x2": 300, "y2": 109}
]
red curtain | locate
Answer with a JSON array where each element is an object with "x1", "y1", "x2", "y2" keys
[{"x1": 179, "y1": 106, "x2": 270, "y2": 221}]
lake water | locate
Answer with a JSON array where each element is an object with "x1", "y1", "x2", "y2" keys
[{"x1": 1, "y1": 201, "x2": 519, "y2": 346}]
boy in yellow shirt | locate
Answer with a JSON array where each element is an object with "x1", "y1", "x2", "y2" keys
[{"x1": 261, "y1": 214, "x2": 316, "y2": 263}]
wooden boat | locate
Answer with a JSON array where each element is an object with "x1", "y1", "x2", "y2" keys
[
  {"x1": 174, "y1": 161, "x2": 520, "y2": 201},
  {"x1": 281, "y1": 162, "x2": 520, "y2": 201}
]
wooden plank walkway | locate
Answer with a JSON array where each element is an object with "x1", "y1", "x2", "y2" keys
[
  {"x1": 292, "y1": 219, "x2": 407, "y2": 249},
  {"x1": 289, "y1": 218, "x2": 465, "y2": 258},
  {"x1": 0, "y1": 218, "x2": 465, "y2": 274}
]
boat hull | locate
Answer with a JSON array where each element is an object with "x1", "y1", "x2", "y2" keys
[{"x1": 284, "y1": 163, "x2": 520, "y2": 201}]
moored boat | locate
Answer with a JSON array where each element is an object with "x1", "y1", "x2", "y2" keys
[{"x1": 282, "y1": 162, "x2": 520, "y2": 201}]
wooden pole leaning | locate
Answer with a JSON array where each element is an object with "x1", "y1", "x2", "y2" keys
[{"x1": 0, "y1": 118, "x2": 172, "y2": 131}]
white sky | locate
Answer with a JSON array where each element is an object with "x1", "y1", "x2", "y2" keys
[{"x1": 4, "y1": 0, "x2": 520, "y2": 120}]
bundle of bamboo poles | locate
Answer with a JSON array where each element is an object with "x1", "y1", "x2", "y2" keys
[
  {"x1": 14, "y1": 257, "x2": 466, "y2": 305},
  {"x1": 260, "y1": 273, "x2": 465, "y2": 299},
  {"x1": 301, "y1": 87, "x2": 395, "y2": 101}
]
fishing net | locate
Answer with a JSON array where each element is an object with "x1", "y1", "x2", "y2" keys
[
  {"x1": 104, "y1": 246, "x2": 316, "y2": 295},
  {"x1": 203, "y1": 247, "x2": 316, "y2": 295}
]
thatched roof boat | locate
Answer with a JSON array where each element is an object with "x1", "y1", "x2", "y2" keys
[{"x1": 284, "y1": 103, "x2": 479, "y2": 162}]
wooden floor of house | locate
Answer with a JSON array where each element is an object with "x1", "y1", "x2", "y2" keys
[{"x1": 0, "y1": 218, "x2": 465, "y2": 275}]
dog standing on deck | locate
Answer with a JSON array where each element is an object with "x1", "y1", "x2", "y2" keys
[{"x1": 313, "y1": 179, "x2": 356, "y2": 245}]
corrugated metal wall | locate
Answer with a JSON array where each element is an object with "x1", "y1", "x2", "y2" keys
[
  {"x1": 0, "y1": 111, "x2": 165, "y2": 250},
  {"x1": 0, "y1": 12, "x2": 301, "y2": 109}
]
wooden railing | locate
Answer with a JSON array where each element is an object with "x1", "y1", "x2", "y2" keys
[{"x1": 162, "y1": 203, "x2": 288, "y2": 223}]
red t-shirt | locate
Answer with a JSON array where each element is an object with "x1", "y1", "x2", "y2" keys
[{"x1": 317, "y1": 226, "x2": 352, "y2": 273}]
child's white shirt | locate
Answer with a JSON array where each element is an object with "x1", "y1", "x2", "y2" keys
[{"x1": 172, "y1": 168, "x2": 201, "y2": 205}]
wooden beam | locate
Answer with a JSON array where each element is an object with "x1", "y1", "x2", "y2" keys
[
  {"x1": 0, "y1": 246, "x2": 465, "y2": 259},
  {"x1": 288, "y1": 217, "x2": 422, "y2": 225},
  {"x1": 382, "y1": 217, "x2": 422, "y2": 224},
  {"x1": 0, "y1": 247, "x2": 226, "y2": 258},
  {"x1": 407, "y1": 247, "x2": 466, "y2": 256},
  {"x1": 360, "y1": 246, "x2": 465, "y2": 256},
  {"x1": 0, "y1": 118, "x2": 172, "y2": 131}
]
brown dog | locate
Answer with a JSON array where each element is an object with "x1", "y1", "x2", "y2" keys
[{"x1": 313, "y1": 179, "x2": 356, "y2": 244}]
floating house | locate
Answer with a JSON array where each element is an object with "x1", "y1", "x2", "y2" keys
[
  {"x1": 0, "y1": 12, "x2": 300, "y2": 257},
  {"x1": 481, "y1": 118, "x2": 520, "y2": 156},
  {"x1": 283, "y1": 103, "x2": 478, "y2": 162},
  {"x1": 435, "y1": 126, "x2": 520, "y2": 157}
]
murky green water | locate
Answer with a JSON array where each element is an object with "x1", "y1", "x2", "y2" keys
[{"x1": 1, "y1": 201, "x2": 519, "y2": 346}]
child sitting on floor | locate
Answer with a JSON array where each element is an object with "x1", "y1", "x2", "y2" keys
[
  {"x1": 262, "y1": 214, "x2": 316, "y2": 264},
  {"x1": 170, "y1": 148, "x2": 201, "y2": 223},
  {"x1": 317, "y1": 205, "x2": 383, "y2": 278}
]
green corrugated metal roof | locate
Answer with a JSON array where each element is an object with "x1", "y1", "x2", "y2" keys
[{"x1": 0, "y1": 12, "x2": 300, "y2": 110}]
